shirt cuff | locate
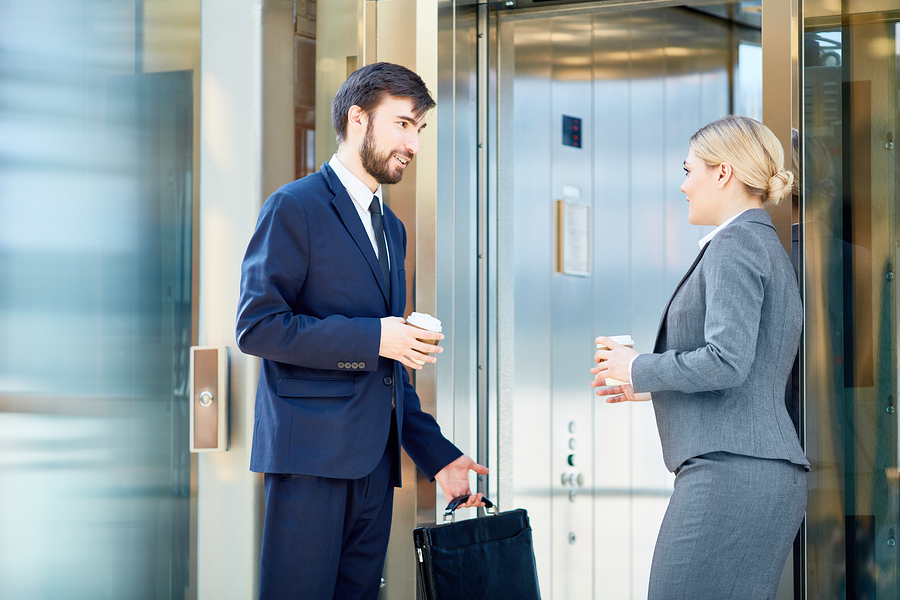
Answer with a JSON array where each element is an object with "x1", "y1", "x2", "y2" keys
[{"x1": 628, "y1": 355, "x2": 639, "y2": 385}]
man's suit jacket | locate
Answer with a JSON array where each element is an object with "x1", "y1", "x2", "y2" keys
[
  {"x1": 631, "y1": 209, "x2": 809, "y2": 473},
  {"x1": 236, "y1": 163, "x2": 461, "y2": 482}
]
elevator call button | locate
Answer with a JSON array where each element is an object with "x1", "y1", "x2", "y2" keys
[{"x1": 562, "y1": 115, "x2": 582, "y2": 148}]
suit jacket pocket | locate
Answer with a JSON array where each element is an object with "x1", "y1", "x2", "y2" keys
[{"x1": 277, "y1": 376, "x2": 354, "y2": 398}]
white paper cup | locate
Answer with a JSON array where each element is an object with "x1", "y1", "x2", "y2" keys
[
  {"x1": 596, "y1": 335, "x2": 634, "y2": 386},
  {"x1": 406, "y1": 312, "x2": 442, "y2": 365}
]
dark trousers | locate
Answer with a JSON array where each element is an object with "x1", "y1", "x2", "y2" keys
[{"x1": 259, "y1": 423, "x2": 398, "y2": 600}]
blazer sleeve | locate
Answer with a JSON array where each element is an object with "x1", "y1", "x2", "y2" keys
[
  {"x1": 398, "y1": 367, "x2": 463, "y2": 480},
  {"x1": 631, "y1": 224, "x2": 765, "y2": 394},
  {"x1": 235, "y1": 190, "x2": 382, "y2": 370}
]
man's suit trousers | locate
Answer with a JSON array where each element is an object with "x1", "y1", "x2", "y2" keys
[{"x1": 258, "y1": 422, "x2": 398, "y2": 600}]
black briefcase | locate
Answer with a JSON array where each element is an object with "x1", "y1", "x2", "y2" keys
[{"x1": 412, "y1": 496, "x2": 541, "y2": 600}]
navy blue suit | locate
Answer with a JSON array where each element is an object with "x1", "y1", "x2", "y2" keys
[{"x1": 237, "y1": 163, "x2": 461, "y2": 598}]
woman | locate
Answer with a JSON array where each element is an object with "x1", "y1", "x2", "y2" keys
[{"x1": 592, "y1": 116, "x2": 808, "y2": 599}]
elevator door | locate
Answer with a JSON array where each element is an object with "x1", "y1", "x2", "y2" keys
[
  {"x1": 803, "y1": 9, "x2": 900, "y2": 598},
  {"x1": 496, "y1": 6, "x2": 760, "y2": 598},
  {"x1": 0, "y1": 7, "x2": 196, "y2": 597}
]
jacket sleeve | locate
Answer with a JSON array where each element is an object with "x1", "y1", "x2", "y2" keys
[
  {"x1": 631, "y1": 225, "x2": 766, "y2": 394},
  {"x1": 235, "y1": 190, "x2": 381, "y2": 370},
  {"x1": 398, "y1": 366, "x2": 463, "y2": 480}
]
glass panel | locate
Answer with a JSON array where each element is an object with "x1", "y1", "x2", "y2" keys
[
  {"x1": 0, "y1": 3, "x2": 197, "y2": 598},
  {"x1": 803, "y1": 7, "x2": 900, "y2": 598}
]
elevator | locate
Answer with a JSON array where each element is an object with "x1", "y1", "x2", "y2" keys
[{"x1": 487, "y1": 3, "x2": 766, "y2": 598}]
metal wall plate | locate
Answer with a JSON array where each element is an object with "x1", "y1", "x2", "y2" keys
[{"x1": 190, "y1": 346, "x2": 230, "y2": 452}]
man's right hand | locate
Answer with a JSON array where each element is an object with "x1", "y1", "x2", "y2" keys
[{"x1": 379, "y1": 316, "x2": 444, "y2": 370}]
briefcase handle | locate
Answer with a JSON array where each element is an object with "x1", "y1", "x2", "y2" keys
[{"x1": 443, "y1": 495, "x2": 496, "y2": 523}]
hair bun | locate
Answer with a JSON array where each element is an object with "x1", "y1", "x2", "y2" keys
[{"x1": 767, "y1": 171, "x2": 794, "y2": 204}]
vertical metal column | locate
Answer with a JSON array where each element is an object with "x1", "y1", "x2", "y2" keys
[
  {"x1": 762, "y1": 2, "x2": 804, "y2": 598},
  {"x1": 476, "y1": 1, "x2": 490, "y2": 503},
  {"x1": 762, "y1": 0, "x2": 801, "y2": 255}
]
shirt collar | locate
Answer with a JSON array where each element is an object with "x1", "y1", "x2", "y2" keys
[
  {"x1": 329, "y1": 154, "x2": 383, "y2": 213},
  {"x1": 698, "y1": 208, "x2": 754, "y2": 249}
]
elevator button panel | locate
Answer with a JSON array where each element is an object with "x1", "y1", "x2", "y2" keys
[{"x1": 190, "y1": 346, "x2": 230, "y2": 452}]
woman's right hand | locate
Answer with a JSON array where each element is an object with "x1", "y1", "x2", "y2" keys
[{"x1": 593, "y1": 382, "x2": 652, "y2": 404}]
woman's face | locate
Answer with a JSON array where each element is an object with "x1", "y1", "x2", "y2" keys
[{"x1": 680, "y1": 147, "x2": 721, "y2": 226}]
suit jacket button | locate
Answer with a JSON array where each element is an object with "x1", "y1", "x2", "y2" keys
[
  {"x1": 384, "y1": 377, "x2": 392, "y2": 385},
  {"x1": 351, "y1": 362, "x2": 359, "y2": 369},
  {"x1": 338, "y1": 362, "x2": 346, "y2": 368},
  {"x1": 359, "y1": 362, "x2": 365, "y2": 369}
]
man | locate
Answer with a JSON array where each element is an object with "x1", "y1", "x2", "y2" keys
[{"x1": 236, "y1": 62, "x2": 487, "y2": 599}]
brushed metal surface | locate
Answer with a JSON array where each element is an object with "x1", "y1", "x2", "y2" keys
[
  {"x1": 762, "y1": 0, "x2": 799, "y2": 256},
  {"x1": 498, "y1": 6, "x2": 757, "y2": 598},
  {"x1": 192, "y1": 348, "x2": 219, "y2": 449},
  {"x1": 508, "y1": 16, "x2": 556, "y2": 595},
  {"x1": 548, "y1": 15, "x2": 595, "y2": 600}
]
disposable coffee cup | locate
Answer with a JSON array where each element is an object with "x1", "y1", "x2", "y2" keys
[
  {"x1": 596, "y1": 335, "x2": 635, "y2": 386},
  {"x1": 406, "y1": 312, "x2": 442, "y2": 365}
]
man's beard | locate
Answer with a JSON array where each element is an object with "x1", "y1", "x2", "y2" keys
[{"x1": 360, "y1": 123, "x2": 411, "y2": 185}]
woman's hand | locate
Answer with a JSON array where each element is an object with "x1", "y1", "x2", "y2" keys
[
  {"x1": 591, "y1": 336, "x2": 638, "y2": 385},
  {"x1": 592, "y1": 382, "x2": 652, "y2": 403},
  {"x1": 591, "y1": 336, "x2": 651, "y2": 403}
]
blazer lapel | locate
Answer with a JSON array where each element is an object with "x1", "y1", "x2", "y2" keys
[
  {"x1": 322, "y1": 164, "x2": 391, "y2": 306},
  {"x1": 652, "y1": 242, "x2": 710, "y2": 351}
]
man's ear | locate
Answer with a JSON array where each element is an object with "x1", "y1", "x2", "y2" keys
[{"x1": 346, "y1": 105, "x2": 367, "y2": 138}]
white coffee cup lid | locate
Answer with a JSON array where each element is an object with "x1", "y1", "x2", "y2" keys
[
  {"x1": 407, "y1": 312, "x2": 442, "y2": 333},
  {"x1": 597, "y1": 335, "x2": 634, "y2": 347}
]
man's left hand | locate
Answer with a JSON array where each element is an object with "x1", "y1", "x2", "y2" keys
[{"x1": 434, "y1": 455, "x2": 489, "y2": 509}]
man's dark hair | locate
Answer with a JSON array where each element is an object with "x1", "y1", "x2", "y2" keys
[{"x1": 331, "y1": 62, "x2": 436, "y2": 144}]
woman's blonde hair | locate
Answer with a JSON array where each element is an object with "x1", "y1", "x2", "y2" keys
[{"x1": 689, "y1": 116, "x2": 794, "y2": 205}]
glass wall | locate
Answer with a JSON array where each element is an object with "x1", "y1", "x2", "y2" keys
[
  {"x1": 0, "y1": 2, "x2": 199, "y2": 598},
  {"x1": 803, "y1": 3, "x2": 899, "y2": 598}
]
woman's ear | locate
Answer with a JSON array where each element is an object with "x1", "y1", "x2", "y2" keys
[{"x1": 717, "y1": 162, "x2": 734, "y2": 189}]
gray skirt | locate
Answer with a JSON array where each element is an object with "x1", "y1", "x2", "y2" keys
[{"x1": 648, "y1": 451, "x2": 807, "y2": 600}]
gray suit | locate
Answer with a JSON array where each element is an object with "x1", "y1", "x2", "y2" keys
[
  {"x1": 631, "y1": 209, "x2": 808, "y2": 599},
  {"x1": 632, "y1": 208, "x2": 808, "y2": 472}
]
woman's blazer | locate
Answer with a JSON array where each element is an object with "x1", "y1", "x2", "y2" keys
[{"x1": 631, "y1": 209, "x2": 809, "y2": 473}]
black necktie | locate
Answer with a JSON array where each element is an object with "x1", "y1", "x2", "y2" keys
[{"x1": 369, "y1": 196, "x2": 391, "y2": 297}]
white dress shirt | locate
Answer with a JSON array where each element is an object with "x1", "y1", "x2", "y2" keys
[
  {"x1": 696, "y1": 208, "x2": 753, "y2": 249},
  {"x1": 328, "y1": 154, "x2": 390, "y2": 268}
]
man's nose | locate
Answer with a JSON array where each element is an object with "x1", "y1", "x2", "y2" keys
[{"x1": 405, "y1": 131, "x2": 420, "y2": 155}]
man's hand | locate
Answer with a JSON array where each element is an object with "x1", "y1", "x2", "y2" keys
[
  {"x1": 434, "y1": 455, "x2": 489, "y2": 509},
  {"x1": 380, "y1": 317, "x2": 444, "y2": 370}
]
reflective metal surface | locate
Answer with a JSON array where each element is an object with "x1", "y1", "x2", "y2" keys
[
  {"x1": 802, "y1": 7, "x2": 900, "y2": 598},
  {"x1": 0, "y1": 3, "x2": 198, "y2": 598},
  {"x1": 762, "y1": 0, "x2": 800, "y2": 256},
  {"x1": 496, "y1": 5, "x2": 760, "y2": 597}
]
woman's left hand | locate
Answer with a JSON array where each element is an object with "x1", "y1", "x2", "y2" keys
[
  {"x1": 591, "y1": 336, "x2": 639, "y2": 386},
  {"x1": 593, "y1": 382, "x2": 652, "y2": 403}
]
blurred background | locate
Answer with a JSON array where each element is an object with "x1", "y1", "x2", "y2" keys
[{"x1": 0, "y1": 2, "x2": 198, "y2": 598}]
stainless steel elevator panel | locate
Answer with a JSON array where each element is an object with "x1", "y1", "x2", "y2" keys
[
  {"x1": 509, "y1": 17, "x2": 555, "y2": 591},
  {"x1": 498, "y1": 6, "x2": 745, "y2": 598},
  {"x1": 549, "y1": 16, "x2": 595, "y2": 600}
]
